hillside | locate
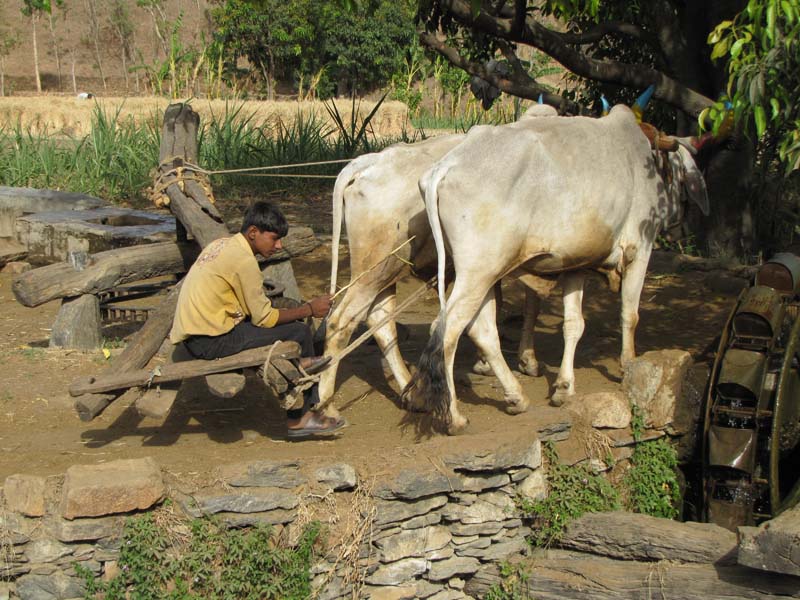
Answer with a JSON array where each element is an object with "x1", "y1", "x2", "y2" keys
[{"x1": 1, "y1": 0, "x2": 213, "y2": 95}]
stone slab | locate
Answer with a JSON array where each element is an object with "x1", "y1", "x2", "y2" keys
[
  {"x1": 49, "y1": 294, "x2": 103, "y2": 350},
  {"x1": 16, "y1": 207, "x2": 174, "y2": 262},
  {"x1": 218, "y1": 460, "x2": 307, "y2": 489},
  {"x1": 315, "y1": 463, "x2": 357, "y2": 491},
  {"x1": 3, "y1": 474, "x2": 46, "y2": 517},
  {"x1": 60, "y1": 457, "x2": 164, "y2": 519}
]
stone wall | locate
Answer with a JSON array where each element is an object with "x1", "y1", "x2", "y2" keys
[
  {"x1": 5, "y1": 348, "x2": 796, "y2": 600},
  {"x1": 0, "y1": 429, "x2": 559, "y2": 600}
]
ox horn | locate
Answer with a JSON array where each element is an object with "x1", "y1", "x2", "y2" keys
[
  {"x1": 601, "y1": 95, "x2": 610, "y2": 116},
  {"x1": 631, "y1": 84, "x2": 655, "y2": 123},
  {"x1": 538, "y1": 93, "x2": 544, "y2": 104}
]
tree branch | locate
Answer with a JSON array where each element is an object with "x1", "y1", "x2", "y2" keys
[
  {"x1": 419, "y1": 32, "x2": 578, "y2": 114},
  {"x1": 434, "y1": 0, "x2": 714, "y2": 116}
]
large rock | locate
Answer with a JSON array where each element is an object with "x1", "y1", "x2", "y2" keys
[
  {"x1": 14, "y1": 572, "x2": 85, "y2": 600},
  {"x1": 373, "y1": 495, "x2": 449, "y2": 528},
  {"x1": 565, "y1": 391, "x2": 631, "y2": 429},
  {"x1": 4, "y1": 474, "x2": 46, "y2": 517},
  {"x1": 315, "y1": 463, "x2": 357, "y2": 491},
  {"x1": 739, "y1": 504, "x2": 800, "y2": 576},
  {"x1": 46, "y1": 516, "x2": 123, "y2": 542},
  {"x1": 218, "y1": 460, "x2": 307, "y2": 489},
  {"x1": 444, "y1": 438, "x2": 541, "y2": 473},
  {"x1": 48, "y1": 294, "x2": 103, "y2": 351},
  {"x1": 427, "y1": 556, "x2": 481, "y2": 581},
  {"x1": 375, "y1": 469, "x2": 460, "y2": 500},
  {"x1": 25, "y1": 539, "x2": 73, "y2": 563},
  {"x1": 442, "y1": 493, "x2": 517, "y2": 525},
  {"x1": 365, "y1": 558, "x2": 428, "y2": 586},
  {"x1": 375, "y1": 526, "x2": 452, "y2": 563},
  {"x1": 190, "y1": 488, "x2": 298, "y2": 515},
  {"x1": 560, "y1": 511, "x2": 736, "y2": 564},
  {"x1": 517, "y1": 469, "x2": 548, "y2": 502},
  {"x1": 623, "y1": 349, "x2": 693, "y2": 429},
  {"x1": 60, "y1": 457, "x2": 165, "y2": 519}
]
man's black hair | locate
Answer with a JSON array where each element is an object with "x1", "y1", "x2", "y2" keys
[{"x1": 240, "y1": 201, "x2": 289, "y2": 237}]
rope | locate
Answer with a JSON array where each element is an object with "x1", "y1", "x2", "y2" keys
[
  {"x1": 149, "y1": 156, "x2": 350, "y2": 207},
  {"x1": 180, "y1": 158, "x2": 352, "y2": 176},
  {"x1": 294, "y1": 276, "x2": 438, "y2": 386}
]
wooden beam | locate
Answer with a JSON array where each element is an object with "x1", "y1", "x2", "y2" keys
[
  {"x1": 12, "y1": 242, "x2": 197, "y2": 307},
  {"x1": 69, "y1": 341, "x2": 301, "y2": 396}
]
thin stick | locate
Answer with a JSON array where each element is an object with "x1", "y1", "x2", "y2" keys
[
  {"x1": 300, "y1": 276, "x2": 437, "y2": 388},
  {"x1": 332, "y1": 236, "x2": 416, "y2": 301}
]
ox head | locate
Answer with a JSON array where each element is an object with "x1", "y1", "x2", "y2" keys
[{"x1": 661, "y1": 143, "x2": 710, "y2": 217}]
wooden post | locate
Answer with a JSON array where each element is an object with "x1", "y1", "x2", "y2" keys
[{"x1": 73, "y1": 102, "x2": 228, "y2": 420}]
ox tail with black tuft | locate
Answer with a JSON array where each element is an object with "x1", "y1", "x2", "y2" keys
[
  {"x1": 401, "y1": 315, "x2": 451, "y2": 427},
  {"x1": 401, "y1": 162, "x2": 452, "y2": 426}
]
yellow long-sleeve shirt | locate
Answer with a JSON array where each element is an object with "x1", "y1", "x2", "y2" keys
[{"x1": 169, "y1": 233, "x2": 280, "y2": 343}]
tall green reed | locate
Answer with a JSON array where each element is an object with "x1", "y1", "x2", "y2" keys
[{"x1": 0, "y1": 100, "x2": 400, "y2": 204}]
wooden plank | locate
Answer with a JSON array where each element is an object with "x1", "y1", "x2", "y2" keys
[
  {"x1": 69, "y1": 341, "x2": 301, "y2": 396},
  {"x1": 12, "y1": 242, "x2": 197, "y2": 307}
]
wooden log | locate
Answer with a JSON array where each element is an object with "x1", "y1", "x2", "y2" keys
[
  {"x1": 158, "y1": 104, "x2": 228, "y2": 247},
  {"x1": 12, "y1": 242, "x2": 197, "y2": 307},
  {"x1": 74, "y1": 393, "x2": 115, "y2": 421},
  {"x1": 69, "y1": 341, "x2": 301, "y2": 396},
  {"x1": 465, "y1": 551, "x2": 800, "y2": 600}
]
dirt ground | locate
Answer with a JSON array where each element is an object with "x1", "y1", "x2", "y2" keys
[{"x1": 0, "y1": 208, "x2": 742, "y2": 484}]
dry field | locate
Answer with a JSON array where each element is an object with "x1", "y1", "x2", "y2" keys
[{"x1": 0, "y1": 96, "x2": 412, "y2": 139}]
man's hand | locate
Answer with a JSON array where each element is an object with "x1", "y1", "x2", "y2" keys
[{"x1": 307, "y1": 294, "x2": 333, "y2": 318}]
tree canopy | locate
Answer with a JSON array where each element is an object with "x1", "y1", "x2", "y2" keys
[
  {"x1": 416, "y1": 0, "x2": 799, "y2": 175},
  {"x1": 211, "y1": 0, "x2": 416, "y2": 98}
]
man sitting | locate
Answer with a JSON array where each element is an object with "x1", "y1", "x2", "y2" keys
[{"x1": 169, "y1": 201, "x2": 345, "y2": 438}]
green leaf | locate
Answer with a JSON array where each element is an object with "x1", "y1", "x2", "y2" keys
[
  {"x1": 770, "y1": 97, "x2": 781, "y2": 118},
  {"x1": 711, "y1": 38, "x2": 732, "y2": 60},
  {"x1": 731, "y1": 37, "x2": 747, "y2": 57},
  {"x1": 754, "y1": 104, "x2": 767, "y2": 136},
  {"x1": 470, "y1": 0, "x2": 481, "y2": 17}
]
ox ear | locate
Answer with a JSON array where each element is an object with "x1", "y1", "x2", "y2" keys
[{"x1": 678, "y1": 147, "x2": 710, "y2": 216}]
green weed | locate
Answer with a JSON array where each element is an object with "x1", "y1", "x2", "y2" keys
[
  {"x1": 518, "y1": 443, "x2": 620, "y2": 547},
  {"x1": 624, "y1": 404, "x2": 682, "y2": 519},
  {"x1": 76, "y1": 509, "x2": 322, "y2": 599},
  {"x1": 484, "y1": 561, "x2": 532, "y2": 600}
]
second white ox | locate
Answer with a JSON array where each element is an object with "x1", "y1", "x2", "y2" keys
[
  {"x1": 404, "y1": 104, "x2": 710, "y2": 434},
  {"x1": 319, "y1": 105, "x2": 567, "y2": 409}
]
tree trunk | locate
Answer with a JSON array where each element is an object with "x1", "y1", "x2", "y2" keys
[
  {"x1": 84, "y1": 0, "x2": 106, "y2": 91},
  {"x1": 32, "y1": 13, "x2": 41, "y2": 93},
  {"x1": 47, "y1": 11, "x2": 62, "y2": 90}
]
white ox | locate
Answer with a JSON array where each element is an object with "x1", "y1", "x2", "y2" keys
[
  {"x1": 405, "y1": 104, "x2": 710, "y2": 434},
  {"x1": 319, "y1": 105, "x2": 565, "y2": 408},
  {"x1": 318, "y1": 134, "x2": 464, "y2": 406}
]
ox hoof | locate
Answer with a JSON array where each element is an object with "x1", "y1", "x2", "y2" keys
[
  {"x1": 447, "y1": 415, "x2": 470, "y2": 435},
  {"x1": 505, "y1": 398, "x2": 530, "y2": 415},
  {"x1": 549, "y1": 384, "x2": 574, "y2": 408},
  {"x1": 471, "y1": 359, "x2": 493, "y2": 376},
  {"x1": 518, "y1": 361, "x2": 540, "y2": 378}
]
